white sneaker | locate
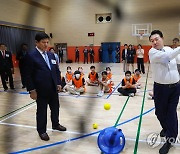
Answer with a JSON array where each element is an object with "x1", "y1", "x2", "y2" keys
[
  {"x1": 129, "y1": 93, "x2": 134, "y2": 97},
  {"x1": 75, "y1": 91, "x2": 80, "y2": 96},
  {"x1": 97, "y1": 91, "x2": 104, "y2": 97},
  {"x1": 137, "y1": 86, "x2": 141, "y2": 89}
]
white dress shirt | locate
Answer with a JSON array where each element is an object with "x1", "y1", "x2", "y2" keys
[
  {"x1": 149, "y1": 46, "x2": 180, "y2": 84},
  {"x1": 136, "y1": 49, "x2": 144, "y2": 58}
]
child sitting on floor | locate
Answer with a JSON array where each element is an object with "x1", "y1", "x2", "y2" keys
[
  {"x1": 86, "y1": 66, "x2": 99, "y2": 86},
  {"x1": 78, "y1": 66, "x2": 84, "y2": 77},
  {"x1": 106, "y1": 67, "x2": 114, "y2": 86},
  {"x1": 62, "y1": 66, "x2": 74, "y2": 91},
  {"x1": 67, "y1": 70, "x2": 86, "y2": 95},
  {"x1": 118, "y1": 71, "x2": 136, "y2": 97},
  {"x1": 97, "y1": 71, "x2": 113, "y2": 97},
  {"x1": 132, "y1": 69, "x2": 141, "y2": 89}
]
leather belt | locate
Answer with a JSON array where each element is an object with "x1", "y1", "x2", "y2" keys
[{"x1": 154, "y1": 82, "x2": 179, "y2": 88}]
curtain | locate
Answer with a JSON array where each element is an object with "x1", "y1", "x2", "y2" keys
[{"x1": 0, "y1": 25, "x2": 43, "y2": 54}]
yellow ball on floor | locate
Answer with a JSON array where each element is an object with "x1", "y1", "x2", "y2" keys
[
  {"x1": 104, "y1": 103, "x2": 111, "y2": 110},
  {"x1": 93, "y1": 123, "x2": 98, "y2": 129}
]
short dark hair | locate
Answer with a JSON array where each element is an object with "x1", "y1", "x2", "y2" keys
[
  {"x1": 90, "y1": 66, "x2": 95, "y2": 69},
  {"x1": 106, "y1": 67, "x2": 111, "y2": 71},
  {"x1": 173, "y1": 38, "x2": 179, "y2": 42},
  {"x1": 0, "y1": 43, "x2": 6, "y2": 46},
  {"x1": 67, "y1": 66, "x2": 71, "y2": 70},
  {"x1": 137, "y1": 44, "x2": 142, "y2": 48},
  {"x1": 125, "y1": 71, "x2": 131, "y2": 75},
  {"x1": 102, "y1": 71, "x2": 107, "y2": 75},
  {"x1": 74, "y1": 70, "x2": 81, "y2": 75},
  {"x1": 149, "y1": 30, "x2": 163, "y2": 41},
  {"x1": 35, "y1": 32, "x2": 50, "y2": 42},
  {"x1": 124, "y1": 44, "x2": 128, "y2": 46},
  {"x1": 135, "y1": 69, "x2": 140, "y2": 73}
]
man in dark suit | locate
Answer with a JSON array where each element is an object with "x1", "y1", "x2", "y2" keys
[
  {"x1": 0, "y1": 43, "x2": 15, "y2": 91},
  {"x1": 25, "y1": 32, "x2": 66, "y2": 141},
  {"x1": 16, "y1": 43, "x2": 28, "y2": 88}
]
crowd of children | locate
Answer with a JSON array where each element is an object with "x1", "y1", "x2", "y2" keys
[{"x1": 60, "y1": 65, "x2": 143, "y2": 97}]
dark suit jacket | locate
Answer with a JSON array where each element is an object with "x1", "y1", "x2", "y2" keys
[
  {"x1": 122, "y1": 49, "x2": 128, "y2": 60},
  {"x1": 25, "y1": 49, "x2": 61, "y2": 97},
  {"x1": 0, "y1": 50, "x2": 13, "y2": 71}
]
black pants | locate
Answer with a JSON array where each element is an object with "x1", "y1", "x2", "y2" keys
[
  {"x1": 0, "y1": 69, "x2": 14, "y2": 89},
  {"x1": 36, "y1": 92, "x2": 60, "y2": 134},
  {"x1": 19, "y1": 65, "x2": 26, "y2": 87},
  {"x1": 84, "y1": 55, "x2": 88, "y2": 64},
  {"x1": 117, "y1": 87, "x2": 136, "y2": 96},
  {"x1": 90, "y1": 55, "x2": 94, "y2": 63},
  {"x1": 59, "y1": 55, "x2": 63, "y2": 63},
  {"x1": 75, "y1": 54, "x2": 79, "y2": 63},
  {"x1": 154, "y1": 82, "x2": 179, "y2": 141},
  {"x1": 137, "y1": 58, "x2": 145, "y2": 73}
]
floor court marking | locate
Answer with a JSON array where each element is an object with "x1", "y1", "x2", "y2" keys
[
  {"x1": 0, "y1": 104, "x2": 36, "y2": 123},
  {"x1": 10, "y1": 107, "x2": 155, "y2": 154}
]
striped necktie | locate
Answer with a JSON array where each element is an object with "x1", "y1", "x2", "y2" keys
[{"x1": 43, "y1": 52, "x2": 51, "y2": 70}]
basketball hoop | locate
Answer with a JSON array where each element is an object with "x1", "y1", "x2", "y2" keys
[{"x1": 139, "y1": 32, "x2": 144, "y2": 40}]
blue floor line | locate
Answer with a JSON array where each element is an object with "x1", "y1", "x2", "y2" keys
[{"x1": 10, "y1": 107, "x2": 155, "y2": 154}]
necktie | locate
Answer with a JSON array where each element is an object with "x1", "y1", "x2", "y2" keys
[
  {"x1": 43, "y1": 52, "x2": 51, "y2": 70},
  {"x1": 2, "y1": 51, "x2": 5, "y2": 58}
]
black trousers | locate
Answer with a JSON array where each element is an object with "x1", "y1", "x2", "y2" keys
[
  {"x1": 36, "y1": 92, "x2": 60, "y2": 134},
  {"x1": 154, "y1": 82, "x2": 179, "y2": 141},
  {"x1": 0, "y1": 69, "x2": 14, "y2": 89},
  {"x1": 19, "y1": 65, "x2": 26, "y2": 87},
  {"x1": 90, "y1": 55, "x2": 94, "y2": 63},
  {"x1": 117, "y1": 87, "x2": 136, "y2": 96},
  {"x1": 84, "y1": 55, "x2": 88, "y2": 64},
  {"x1": 137, "y1": 58, "x2": 145, "y2": 73},
  {"x1": 75, "y1": 54, "x2": 79, "y2": 63}
]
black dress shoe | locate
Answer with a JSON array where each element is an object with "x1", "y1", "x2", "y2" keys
[
  {"x1": 22, "y1": 86, "x2": 26, "y2": 88},
  {"x1": 39, "y1": 133, "x2": 50, "y2": 141},
  {"x1": 159, "y1": 142, "x2": 172, "y2": 154},
  {"x1": 160, "y1": 129, "x2": 166, "y2": 137},
  {"x1": 4, "y1": 88, "x2": 8, "y2": 91},
  {"x1": 10, "y1": 87, "x2": 15, "y2": 90},
  {"x1": 52, "y1": 124, "x2": 67, "y2": 131}
]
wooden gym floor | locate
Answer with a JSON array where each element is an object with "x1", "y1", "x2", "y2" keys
[{"x1": 0, "y1": 63, "x2": 180, "y2": 154}]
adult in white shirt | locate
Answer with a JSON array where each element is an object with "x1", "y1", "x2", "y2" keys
[
  {"x1": 136, "y1": 44, "x2": 145, "y2": 74},
  {"x1": 148, "y1": 30, "x2": 180, "y2": 154},
  {"x1": 172, "y1": 38, "x2": 180, "y2": 74}
]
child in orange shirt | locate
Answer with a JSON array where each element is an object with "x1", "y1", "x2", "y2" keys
[
  {"x1": 78, "y1": 66, "x2": 84, "y2": 77},
  {"x1": 132, "y1": 69, "x2": 141, "y2": 89},
  {"x1": 87, "y1": 66, "x2": 99, "y2": 86},
  {"x1": 67, "y1": 70, "x2": 86, "y2": 95},
  {"x1": 97, "y1": 71, "x2": 113, "y2": 97},
  {"x1": 118, "y1": 71, "x2": 136, "y2": 97},
  {"x1": 106, "y1": 67, "x2": 114, "y2": 86},
  {"x1": 62, "y1": 66, "x2": 73, "y2": 92}
]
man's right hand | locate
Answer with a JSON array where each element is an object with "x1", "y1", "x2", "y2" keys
[{"x1": 30, "y1": 90, "x2": 37, "y2": 100}]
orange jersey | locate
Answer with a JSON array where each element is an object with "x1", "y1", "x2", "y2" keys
[
  {"x1": 107, "y1": 72, "x2": 112, "y2": 80},
  {"x1": 66, "y1": 72, "x2": 73, "y2": 82},
  {"x1": 88, "y1": 72, "x2": 98, "y2": 82},
  {"x1": 132, "y1": 74, "x2": 141, "y2": 82},
  {"x1": 73, "y1": 76, "x2": 84, "y2": 88},
  {"x1": 102, "y1": 77, "x2": 113, "y2": 93},
  {"x1": 123, "y1": 77, "x2": 133, "y2": 88}
]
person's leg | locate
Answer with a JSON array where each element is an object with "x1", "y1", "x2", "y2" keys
[
  {"x1": 49, "y1": 92, "x2": 60, "y2": 128},
  {"x1": 141, "y1": 58, "x2": 145, "y2": 74},
  {"x1": 165, "y1": 85, "x2": 179, "y2": 141},
  {"x1": 117, "y1": 87, "x2": 129, "y2": 96},
  {"x1": 154, "y1": 83, "x2": 169, "y2": 133},
  {"x1": 123, "y1": 60, "x2": 125, "y2": 72},
  {"x1": 6, "y1": 69, "x2": 14, "y2": 89},
  {"x1": 36, "y1": 96, "x2": 48, "y2": 134},
  {"x1": 137, "y1": 58, "x2": 141, "y2": 72},
  {"x1": 0, "y1": 71, "x2": 8, "y2": 90}
]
